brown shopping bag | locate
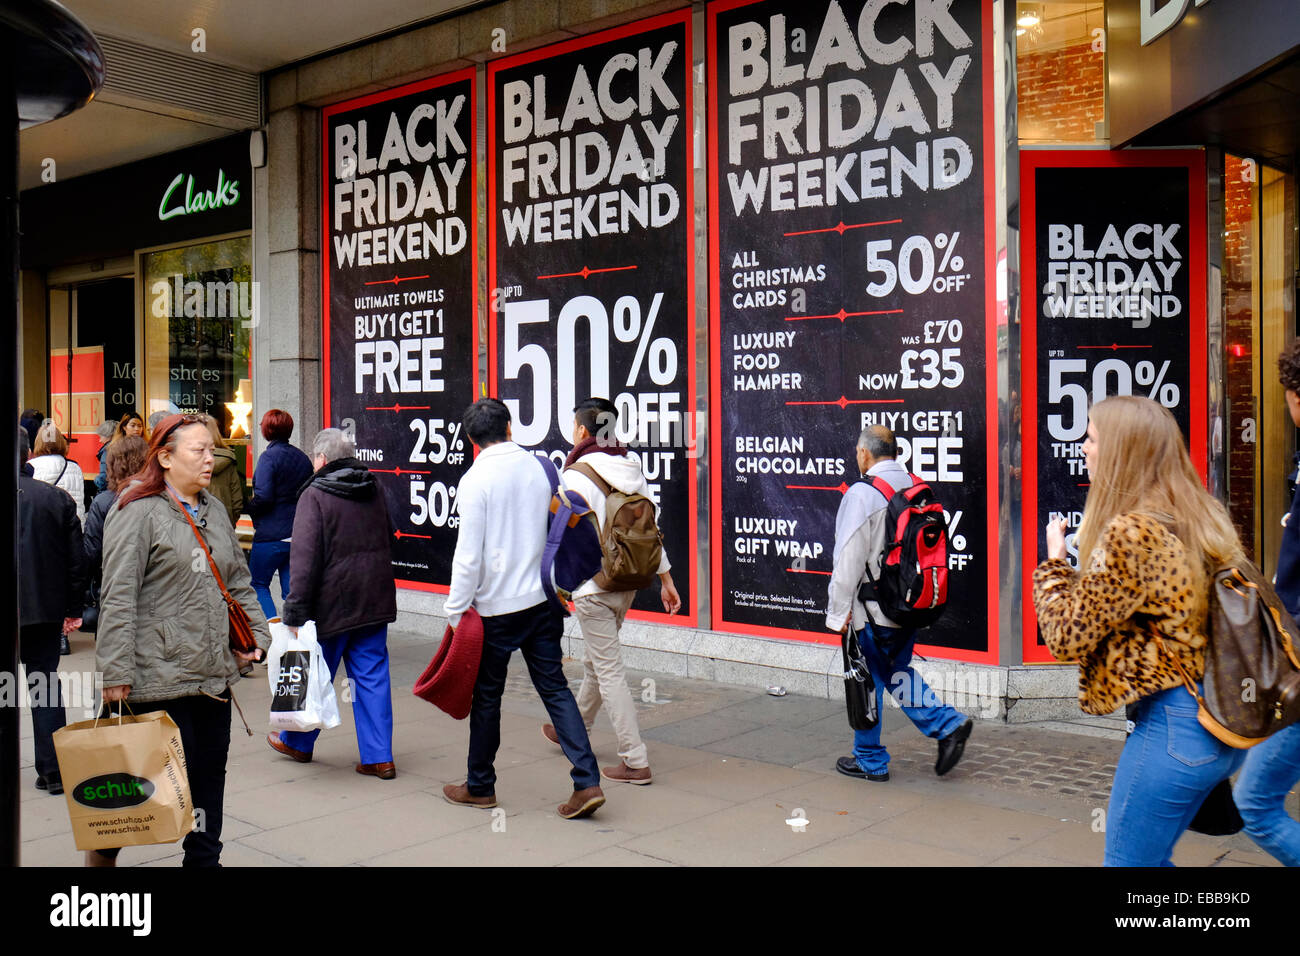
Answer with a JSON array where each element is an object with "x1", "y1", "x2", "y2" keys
[{"x1": 52, "y1": 709, "x2": 195, "y2": 851}]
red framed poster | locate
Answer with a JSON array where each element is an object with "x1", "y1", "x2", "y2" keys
[
  {"x1": 486, "y1": 10, "x2": 698, "y2": 628},
  {"x1": 322, "y1": 67, "x2": 478, "y2": 594},
  {"x1": 706, "y1": 0, "x2": 998, "y2": 662},
  {"x1": 1020, "y1": 149, "x2": 1208, "y2": 662}
]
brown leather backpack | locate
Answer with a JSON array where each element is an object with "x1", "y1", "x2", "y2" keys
[
  {"x1": 1161, "y1": 560, "x2": 1300, "y2": 748},
  {"x1": 566, "y1": 462, "x2": 663, "y2": 592}
]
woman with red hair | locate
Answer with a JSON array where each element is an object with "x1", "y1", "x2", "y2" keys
[
  {"x1": 93, "y1": 414, "x2": 270, "y2": 867},
  {"x1": 247, "y1": 409, "x2": 313, "y2": 618}
]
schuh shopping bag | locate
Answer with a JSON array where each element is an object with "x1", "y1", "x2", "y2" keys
[
  {"x1": 267, "y1": 619, "x2": 341, "y2": 732},
  {"x1": 53, "y1": 709, "x2": 195, "y2": 851}
]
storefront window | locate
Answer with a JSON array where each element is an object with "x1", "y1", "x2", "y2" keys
[
  {"x1": 141, "y1": 235, "x2": 253, "y2": 440},
  {"x1": 1015, "y1": 2, "x2": 1107, "y2": 145},
  {"x1": 1221, "y1": 155, "x2": 1297, "y2": 571}
]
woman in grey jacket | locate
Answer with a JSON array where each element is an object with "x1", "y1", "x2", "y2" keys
[{"x1": 92, "y1": 414, "x2": 270, "y2": 867}]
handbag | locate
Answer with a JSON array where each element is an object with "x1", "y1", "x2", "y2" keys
[
  {"x1": 1156, "y1": 559, "x2": 1300, "y2": 748},
  {"x1": 414, "y1": 607, "x2": 484, "y2": 720},
  {"x1": 166, "y1": 488, "x2": 262, "y2": 657},
  {"x1": 842, "y1": 628, "x2": 879, "y2": 731}
]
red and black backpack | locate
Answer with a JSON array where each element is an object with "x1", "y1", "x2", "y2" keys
[{"x1": 857, "y1": 474, "x2": 950, "y2": 629}]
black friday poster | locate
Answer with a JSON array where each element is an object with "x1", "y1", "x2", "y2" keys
[
  {"x1": 708, "y1": 0, "x2": 997, "y2": 657},
  {"x1": 322, "y1": 69, "x2": 477, "y2": 591}
]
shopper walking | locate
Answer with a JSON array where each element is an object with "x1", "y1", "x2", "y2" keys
[
  {"x1": 29, "y1": 419, "x2": 86, "y2": 525},
  {"x1": 1232, "y1": 345, "x2": 1300, "y2": 866},
  {"x1": 546, "y1": 398, "x2": 680, "y2": 785},
  {"x1": 94, "y1": 413, "x2": 269, "y2": 867},
  {"x1": 247, "y1": 409, "x2": 313, "y2": 619},
  {"x1": 1033, "y1": 395, "x2": 1247, "y2": 867},
  {"x1": 18, "y1": 427, "x2": 86, "y2": 795},
  {"x1": 826, "y1": 424, "x2": 972, "y2": 782},
  {"x1": 95, "y1": 412, "x2": 145, "y2": 493},
  {"x1": 442, "y1": 398, "x2": 605, "y2": 819},
  {"x1": 83, "y1": 435, "x2": 148, "y2": 634},
  {"x1": 201, "y1": 414, "x2": 247, "y2": 529},
  {"x1": 266, "y1": 428, "x2": 398, "y2": 778}
]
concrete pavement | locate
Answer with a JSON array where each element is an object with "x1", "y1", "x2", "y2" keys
[{"x1": 16, "y1": 628, "x2": 1287, "y2": 867}]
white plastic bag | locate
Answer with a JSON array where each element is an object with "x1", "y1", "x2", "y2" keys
[{"x1": 267, "y1": 619, "x2": 341, "y2": 732}]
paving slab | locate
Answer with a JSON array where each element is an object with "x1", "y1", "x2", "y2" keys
[{"x1": 16, "y1": 629, "x2": 1290, "y2": 867}]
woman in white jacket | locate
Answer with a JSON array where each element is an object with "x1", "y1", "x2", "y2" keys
[{"x1": 29, "y1": 419, "x2": 87, "y2": 526}]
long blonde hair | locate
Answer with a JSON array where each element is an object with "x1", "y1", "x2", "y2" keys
[{"x1": 1077, "y1": 396, "x2": 1241, "y2": 599}]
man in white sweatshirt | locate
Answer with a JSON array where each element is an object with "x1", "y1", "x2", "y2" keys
[
  {"x1": 441, "y1": 398, "x2": 606, "y2": 819},
  {"x1": 544, "y1": 398, "x2": 681, "y2": 785}
]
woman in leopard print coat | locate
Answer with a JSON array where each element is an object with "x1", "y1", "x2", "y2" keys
[{"x1": 1032, "y1": 396, "x2": 1247, "y2": 866}]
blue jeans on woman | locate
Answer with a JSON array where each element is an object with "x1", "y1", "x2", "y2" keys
[
  {"x1": 249, "y1": 540, "x2": 292, "y2": 620},
  {"x1": 1105, "y1": 684, "x2": 1247, "y2": 866},
  {"x1": 851, "y1": 621, "x2": 969, "y2": 775},
  {"x1": 1234, "y1": 720, "x2": 1300, "y2": 866}
]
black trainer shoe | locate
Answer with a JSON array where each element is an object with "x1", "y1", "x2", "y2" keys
[
  {"x1": 59, "y1": 635, "x2": 71, "y2": 656},
  {"x1": 36, "y1": 774, "x2": 63, "y2": 795},
  {"x1": 935, "y1": 718, "x2": 973, "y2": 776},
  {"x1": 836, "y1": 755, "x2": 889, "y2": 782}
]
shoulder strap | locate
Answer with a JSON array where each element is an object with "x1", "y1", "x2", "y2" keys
[
  {"x1": 567, "y1": 461, "x2": 613, "y2": 498},
  {"x1": 866, "y1": 476, "x2": 895, "y2": 503},
  {"x1": 56, "y1": 457, "x2": 68, "y2": 484},
  {"x1": 165, "y1": 488, "x2": 237, "y2": 605},
  {"x1": 535, "y1": 452, "x2": 559, "y2": 496}
]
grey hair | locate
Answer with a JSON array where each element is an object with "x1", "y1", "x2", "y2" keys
[
  {"x1": 857, "y1": 425, "x2": 897, "y2": 459},
  {"x1": 96, "y1": 419, "x2": 117, "y2": 441},
  {"x1": 312, "y1": 427, "x2": 354, "y2": 463},
  {"x1": 147, "y1": 410, "x2": 169, "y2": 431}
]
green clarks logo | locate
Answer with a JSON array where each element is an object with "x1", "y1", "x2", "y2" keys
[
  {"x1": 73, "y1": 773, "x2": 155, "y2": 809},
  {"x1": 157, "y1": 168, "x2": 240, "y2": 221}
]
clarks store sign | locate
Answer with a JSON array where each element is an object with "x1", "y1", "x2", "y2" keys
[
  {"x1": 19, "y1": 133, "x2": 251, "y2": 269},
  {"x1": 157, "y1": 169, "x2": 241, "y2": 221}
]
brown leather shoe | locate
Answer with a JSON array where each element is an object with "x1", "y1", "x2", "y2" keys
[
  {"x1": 267, "y1": 732, "x2": 311, "y2": 763},
  {"x1": 443, "y1": 782, "x2": 497, "y2": 809},
  {"x1": 541, "y1": 723, "x2": 560, "y2": 747},
  {"x1": 557, "y1": 785, "x2": 605, "y2": 819},
  {"x1": 356, "y1": 761, "x2": 396, "y2": 780},
  {"x1": 601, "y1": 761, "x2": 652, "y2": 785},
  {"x1": 84, "y1": 849, "x2": 117, "y2": 867}
]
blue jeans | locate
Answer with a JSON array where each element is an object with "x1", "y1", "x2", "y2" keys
[
  {"x1": 1105, "y1": 685, "x2": 1246, "y2": 866},
  {"x1": 249, "y1": 540, "x2": 292, "y2": 620},
  {"x1": 851, "y1": 621, "x2": 969, "y2": 775},
  {"x1": 279, "y1": 624, "x2": 394, "y2": 764},
  {"x1": 1234, "y1": 721, "x2": 1300, "y2": 866},
  {"x1": 467, "y1": 601, "x2": 599, "y2": 795}
]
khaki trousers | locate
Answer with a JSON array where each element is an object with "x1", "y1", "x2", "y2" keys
[{"x1": 573, "y1": 589, "x2": 648, "y2": 769}]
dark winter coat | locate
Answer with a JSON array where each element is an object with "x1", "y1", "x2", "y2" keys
[
  {"x1": 207, "y1": 446, "x2": 247, "y2": 529},
  {"x1": 248, "y1": 439, "x2": 313, "y2": 542},
  {"x1": 282, "y1": 457, "x2": 397, "y2": 638},
  {"x1": 84, "y1": 487, "x2": 116, "y2": 594},
  {"x1": 1277, "y1": 478, "x2": 1300, "y2": 617},
  {"x1": 19, "y1": 474, "x2": 87, "y2": 626}
]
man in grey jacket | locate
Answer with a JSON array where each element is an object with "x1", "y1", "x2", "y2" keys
[{"x1": 826, "y1": 425, "x2": 971, "y2": 782}]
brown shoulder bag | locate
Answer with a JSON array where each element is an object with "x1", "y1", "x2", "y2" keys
[{"x1": 166, "y1": 489, "x2": 262, "y2": 658}]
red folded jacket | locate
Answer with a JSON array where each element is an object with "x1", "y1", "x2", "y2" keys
[{"x1": 412, "y1": 607, "x2": 483, "y2": 720}]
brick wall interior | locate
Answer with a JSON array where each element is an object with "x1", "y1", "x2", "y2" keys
[
  {"x1": 1017, "y1": 40, "x2": 1105, "y2": 143},
  {"x1": 1224, "y1": 156, "x2": 1257, "y2": 559}
]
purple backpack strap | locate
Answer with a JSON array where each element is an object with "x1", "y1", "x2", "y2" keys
[{"x1": 535, "y1": 454, "x2": 569, "y2": 613}]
